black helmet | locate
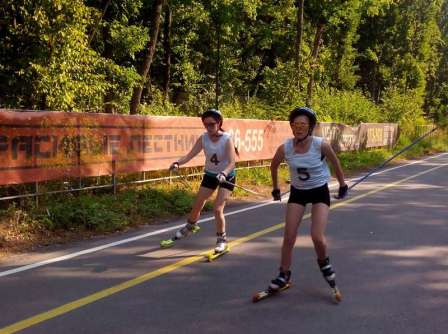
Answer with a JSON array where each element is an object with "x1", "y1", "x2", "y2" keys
[
  {"x1": 289, "y1": 107, "x2": 317, "y2": 130},
  {"x1": 201, "y1": 108, "x2": 223, "y2": 123}
]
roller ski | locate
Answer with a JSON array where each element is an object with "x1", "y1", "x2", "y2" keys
[
  {"x1": 160, "y1": 222, "x2": 200, "y2": 248},
  {"x1": 206, "y1": 233, "x2": 229, "y2": 262},
  {"x1": 318, "y1": 256, "x2": 342, "y2": 303},
  {"x1": 252, "y1": 269, "x2": 291, "y2": 303}
]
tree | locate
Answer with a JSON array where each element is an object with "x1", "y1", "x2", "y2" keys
[
  {"x1": 294, "y1": 0, "x2": 305, "y2": 84},
  {"x1": 306, "y1": 20, "x2": 325, "y2": 106},
  {"x1": 304, "y1": 0, "x2": 348, "y2": 106},
  {"x1": 425, "y1": 0, "x2": 448, "y2": 117},
  {"x1": 356, "y1": 0, "x2": 442, "y2": 105},
  {"x1": 130, "y1": 0, "x2": 164, "y2": 114},
  {"x1": 162, "y1": 1, "x2": 172, "y2": 102},
  {"x1": 86, "y1": 0, "x2": 147, "y2": 113}
]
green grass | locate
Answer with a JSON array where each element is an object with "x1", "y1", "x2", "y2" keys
[
  {"x1": 396, "y1": 130, "x2": 448, "y2": 158},
  {"x1": 338, "y1": 149, "x2": 390, "y2": 174}
]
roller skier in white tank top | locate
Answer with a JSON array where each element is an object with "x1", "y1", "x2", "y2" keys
[
  {"x1": 267, "y1": 107, "x2": 348, "y2": 302},
  {"x1": 161, "y1": 109, "x2": 237, "y2": 254}
]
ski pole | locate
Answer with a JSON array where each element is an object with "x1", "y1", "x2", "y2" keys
[
  {"x1": 222, "y1": 180, "x2": 265, "y2": 197},
  {"x1": 170, "y1": 169, "x2": 265, "y2": 197},
  {"x1": 348, "y1": 126, "x2": 438, "y2": 191}
]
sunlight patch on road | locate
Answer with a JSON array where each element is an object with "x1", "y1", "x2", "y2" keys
[{"x1": 365, "y1": 246, "x2": 448, "y2": 259}]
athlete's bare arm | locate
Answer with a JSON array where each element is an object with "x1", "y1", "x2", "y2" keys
[
  {"x1": 222, "y1": 137, "x2": 236, "y2": 176},
  {"x1": 177, "y1": 137, "x2": 203, "y2": 165},
  {"x1": 271, "y1": 144, "x2": 285, "y2": 190},
  {"x1": 321, "y1": 141, "x2": 346, "y2": 186}
]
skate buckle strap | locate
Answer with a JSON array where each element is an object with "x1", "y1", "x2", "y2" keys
[
  {"x1": 272, "y1": 272, "x2": 289, "y2": 285},
  {"x1": 321, "y1": 265, "x2": 336, "y2": 283},
  {"x1": 216, "y1": 236, "x2": 227, "y2": 243},
  {"x1": 325, "y1": 273, "x2": 336, "y2": 281},
  {"x1": 321, "y1": 265, "x2": 333, "y2": 273},
  {"x1": 187, "y1": 222, "x2": 198, "y2": 231}
]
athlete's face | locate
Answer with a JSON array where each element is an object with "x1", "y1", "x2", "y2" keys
[
  {"x1": 202, "y1": 116, "x2": 220, "y2": 135},
  {"x1": 290, "y1": 115, "x2": 310, "y2": 139}
]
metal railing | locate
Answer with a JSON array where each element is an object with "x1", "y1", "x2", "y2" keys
[{"x1": 0, "y1": 161, "x2": 274, "y2": 203}]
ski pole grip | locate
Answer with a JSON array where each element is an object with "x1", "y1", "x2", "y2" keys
[
  {"x1": 334, "y1": 184, "x2": 348, "y2": 199},
  {"x1": 272, "y1": 188, "x2": 281, "y2": 201},
  {"x1": 169, "y1": 161, "x2": 180, "y2": 171}
]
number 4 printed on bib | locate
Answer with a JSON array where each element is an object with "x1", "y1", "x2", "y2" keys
[{"x1": 210, "y1": 153, "x2": 220, "y2": 165}]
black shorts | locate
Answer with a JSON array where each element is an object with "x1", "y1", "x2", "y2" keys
[
  {"x1": 200, "y1": 173, "x2": 236, "y2": 191},
  {"x1": 288, "y1": 183, "x2": 330, "y2": 207}
]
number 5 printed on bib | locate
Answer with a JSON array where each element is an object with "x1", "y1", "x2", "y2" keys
[{"x1": 297, "y1": 167, "x2": 310, "y2": 181}]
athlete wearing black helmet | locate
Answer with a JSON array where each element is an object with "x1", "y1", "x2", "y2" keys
[
  {"x1": 161, "y1": 108, "x2": 236, "y2": 255},
  {"x1": 288, "y1": 107, "x2": 317, "y2": 142},
  {"x1": 201, "y1": 108, "x2": 223, "y2": 125},
  {"x1": 266, "y1": 106, "x2": 348, "y2": 302}
]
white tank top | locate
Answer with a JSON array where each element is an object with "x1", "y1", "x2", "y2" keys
[
  {"x1": 202, "y1": 132, "x2": 233, "y2": 175},
  {"x1": 284, "y1": 136, "x2": 330, "y2": 189}
]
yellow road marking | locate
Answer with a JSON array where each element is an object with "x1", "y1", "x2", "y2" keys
[{"x1": 1, "y1": 163, "x2": 446, "y2": 334}]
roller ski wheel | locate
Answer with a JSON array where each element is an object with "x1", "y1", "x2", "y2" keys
[
  {"x1": 332, "y1": 287, "x2": 342, "y2": 303},
  {"x1": 252, "y1": 283, "x2": 291, "y2": 303},
  {"x1": 206, "y1": 245, "x2": 230, "y2": 262}
]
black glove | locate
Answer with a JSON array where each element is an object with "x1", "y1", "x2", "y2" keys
[
  {"x1": 336, "y1": 184, "x2": 348, "y2": 199},
  {"x1": 271, "y1": 188, "x2": 281, "y2": 201}
]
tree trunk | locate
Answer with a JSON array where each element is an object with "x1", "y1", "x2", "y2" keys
[
  {"x1": 102, "y1": 11, "x2": 114, "y2": 112},
  {"x1": 295, "y1": 0, "x2": 305, "y2": 83},
  {"x1": 88, "y1": 0, "x2": 111, "y2": 46},
  {"x1": 250, "y1": 48, "x2": 276, "y2": 97},
  {"x1": 162, "y1": 2, "x2": 172, "y2": 102},
  {"x1": 129, "y1": 0, "x2": 164, "y2": 115},
  {"x1": 214, "y1": 13, "x2": 221, "y2": 108},
  {"x1": 95, "y1": 0, "x2": 115, "y2": 113},
  {"x1": 306, "y1": 22, "x2": 325, "y2": 107}
]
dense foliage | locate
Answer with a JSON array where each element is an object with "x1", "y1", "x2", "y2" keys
[{"x1": 1, "y1": 0, "x2": 447, "y2": 125}]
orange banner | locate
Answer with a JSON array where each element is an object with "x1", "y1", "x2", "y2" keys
[{"x1": 0, "y1": 110, "x2": 398, "y2": 185}]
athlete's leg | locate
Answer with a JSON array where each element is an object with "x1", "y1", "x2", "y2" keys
[
  {"x1": 310, "y1": 203, "x2": 329, "y2": 260},
  {"x1": 160, "y1": 184, "x2": 215, "y2": 247},
  {"x1": 270, "y1": 204, "x2": 305, "y2": 291},
  {"x1": 213, "y1": 187, "x2": 231, "y2": 234},
  {"x1": 311, "y1": 203, "x2": 338, "y2": 290},
  {"x1": 269, "y1": 199, "x2": 306, "y2": 291},
  {"x1": 280, "y1": 203, "x2": 306, "y2": 271},
  {"x1": 211, "y1": 187, "x2": 232, "y2": 252},
  {"x1": 175, "y1": 186, "x2": 214, "y2": 239},
  {"x1": 188, "y1": 186, "x2": 215, "y2": 222}
]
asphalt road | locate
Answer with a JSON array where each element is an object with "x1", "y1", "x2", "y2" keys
[{"x1": 1, "y1": 153, "x2": 447, "y2": 334}]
